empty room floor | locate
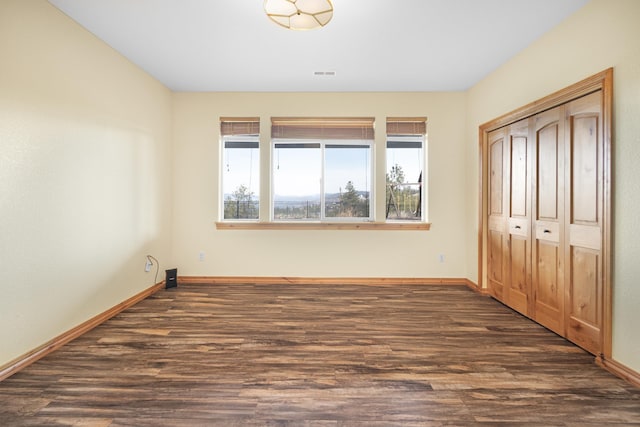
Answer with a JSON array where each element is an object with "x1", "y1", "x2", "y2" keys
[{"x1": 1, "y1": 282, "x2": 639, "y2": 426}]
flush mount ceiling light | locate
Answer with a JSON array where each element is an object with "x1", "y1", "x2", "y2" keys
[{"x1": 264, "y1": 0, "x2": 333, "y2": 31}]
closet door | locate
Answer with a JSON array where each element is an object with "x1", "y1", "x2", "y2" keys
[
  {"x1": 487, "y1": 128, "x2": 508, "y2": 301},
  {"x1": 564, "y1": 91, "x2": 604, "y2": 355},
  {"x1": 531, "y1": 107, "x2": 565, "y2": 336},
  {"x1": 505, "y1": 119, "x2": 531, "y2": 316},
  {"x1": 481, "y1": 69, "x2": 612, "y2": 358}
]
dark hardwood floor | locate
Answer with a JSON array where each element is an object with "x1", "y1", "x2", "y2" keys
[{"x1": 1, "y1": 282, "x2": 639, "y2": 426}]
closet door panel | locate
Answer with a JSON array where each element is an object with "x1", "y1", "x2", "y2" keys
[
  {"x1": 572, "y1": 115, "x2": 599, "y2": 223},
  {"x1": 537, "y1": 125, "x2": 559, "y2": 220},
  {"x1": 487, "y1": 129, "x2": 508, "y2": 301},
  {"x1": 490, "y1": 136, "x2": 504, "y2": 216},
  {"x1": 508, "y1": 236, "x2": 529, "y2": 314},
  {"x1": 510, "y1": 136, "x2": 528, "y2": 217},
  {"x1": 568, "y1": 247, "x2": 601, "y2": 353},
  {"x1": 570, "y1": 248, "x2": 599, "y2": 323},
  {"x1": 534, "y1": 241, "x2": 562, "y2": 325},
  {"x1": 531, "y1": 107, "x2": 565, "y2": 335},
  {"x1": 506, "y1": 120, "x2": 531, "y2": 315},
  {"x1": 565, "y1": 91, "x2": 603, "y2": 355},
  {"x1": 488, "y1": 229, "x2": 504, "y2": 296}
]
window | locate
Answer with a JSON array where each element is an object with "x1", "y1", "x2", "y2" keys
[
  {"x1": 386, "y1": 118, "x2": 426, "y2": 221},
  {"x1": 217, "y1": 116, "x2": 429, "y2": 229},
  {"x1": 220, "y1": 118, "x2": 260, "y2": 220},
  {"x1": 271, "y1": 117, "x2": 374, "y2": 221}
]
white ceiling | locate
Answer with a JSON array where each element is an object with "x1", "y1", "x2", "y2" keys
[{"x1": 47, "y1": 0, "x2": 590, "y2": 92}]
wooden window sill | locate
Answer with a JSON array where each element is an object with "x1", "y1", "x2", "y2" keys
[{"x1": 215, "y1": 222, "x2": 431, "y2": 231}]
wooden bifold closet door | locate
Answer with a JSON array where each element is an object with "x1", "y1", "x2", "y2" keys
[
  {"x1": 564, "y1": 91, "x2": 604, "y2": 355},
  {"x1": 487, "y1": 119, "x2": 532, "y2": 317},
  {"x1": 481, "y1": 70, "x2": 611, "y2": 358},
  {"x1": 532, "y1": 106, "x2": 565, "y2": 337}
]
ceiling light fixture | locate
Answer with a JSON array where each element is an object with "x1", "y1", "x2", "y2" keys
[{"x1": 264, "y1": 0, "x2": 333, "y2": 31}]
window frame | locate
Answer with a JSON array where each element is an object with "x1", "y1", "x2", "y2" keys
[
  {"x1": 215, "y1": 115, "x2": 431, "y2": 231},
  {"x1": 220, "y1": 134, "x2": 260, "y2": 222},
  {"x1": 385, "y1": 134, "x2": 426, "y2": 223},
  {"x1": 271, "y1": 138, "x2": 374, "y2": 222}
]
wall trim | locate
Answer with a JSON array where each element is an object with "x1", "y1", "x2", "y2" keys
[
  {"x1": 0, "y1": 281, "x2": 165, "y2": 382},
  {"x1": 179, "y1": 275, "x2": 482, "y2": 291},
  {"x1": 597, "y1": 357, "x2": 640, "y2": 388}
]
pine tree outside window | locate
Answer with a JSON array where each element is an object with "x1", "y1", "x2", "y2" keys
[
  {"x1": 220, "y1": 118, "x2": 260, "y2": 220},
  {"x1": 386, "y1": 118, "x2": 426, "y2": 222},
  {"x1": 271, "y1": 117, "x2": 374, "y2": 222}
]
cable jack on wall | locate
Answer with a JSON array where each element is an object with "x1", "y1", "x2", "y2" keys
[{"x1": 145, "y1": 255, "x2": 160, "y2": 284}]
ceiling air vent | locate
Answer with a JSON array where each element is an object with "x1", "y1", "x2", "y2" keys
[{"x1": 313, "y1": 71, "x2": 336, "y2": 76}]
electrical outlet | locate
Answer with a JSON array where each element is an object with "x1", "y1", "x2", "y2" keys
[
  {"x1": 199, "y1": 251, "x2": 205, "y2": 262},
  {"x1": 439, "y1": 254, "x2": 445, "y2": 263},
  {"x1": 145, "y1": 259, "x2": 153, "y2": 272}
]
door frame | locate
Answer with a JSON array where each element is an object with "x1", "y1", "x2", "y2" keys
[{"x1": 478, "y1": 68, "x2": 613, "y2": 360}]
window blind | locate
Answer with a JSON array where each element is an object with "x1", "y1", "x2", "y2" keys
[
  {"x1": 220, "y1": 117, "x2": 260, "y2": 136},
  {"x1": 271, "y1": 117, "x2": 375, "y2": 140},
  {"x1": 386, "y1": 117, "x2": 427, "y2": 136}
]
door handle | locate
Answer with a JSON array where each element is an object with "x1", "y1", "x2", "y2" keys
[{"x1": 543, "y1": 229, "x2": 551, "y2": 233}]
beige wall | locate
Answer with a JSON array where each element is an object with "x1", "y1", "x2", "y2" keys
[
  {"x1": 0, "y1": 1, "x2": 173, "y2": 365},
  {"x1": 465, "y1": 0, "x2": 640, "y2": 371},
  {"x1": 171, "y1": 92, "x2": 468, "y2": 278}
]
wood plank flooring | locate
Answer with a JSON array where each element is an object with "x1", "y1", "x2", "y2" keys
[{"x1": 1, "y1": 283, "x2": 639, "y2": 426}]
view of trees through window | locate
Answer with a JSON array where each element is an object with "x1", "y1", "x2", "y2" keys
[
  {"x1": 222, "y1": 136, "x2": 259, "y2": 220},
  {"x1": 224, "y1": 184, "x2": 258, "y2": 220},
  {"x1": 273, "y1": 142, "x2": 371, "y2": 220},
  {"x1": 386, "y1": 137, "x2": 424, "y2": 221},
  {"x1": 221, "y1": 117, "x2": 425, "y2": 223}
]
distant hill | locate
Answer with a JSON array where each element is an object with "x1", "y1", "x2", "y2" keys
[{"x1": 225, "y1": 191, "x2": 370, "y2": 204}]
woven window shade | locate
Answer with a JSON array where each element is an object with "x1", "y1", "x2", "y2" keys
[
  {"x1": 220, "y1": 117, "x2": 260, "y2": 136},
  {"x1": 271, "y1": 117, "x2": 375, "y2": 140},
  {"x1": 386, "y1": 117, "x2": 427, "y2": 135}
]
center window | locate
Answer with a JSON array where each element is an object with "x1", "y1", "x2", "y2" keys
[{"x1": 271, "y1": 117, "x2": 374, "y2": 221}]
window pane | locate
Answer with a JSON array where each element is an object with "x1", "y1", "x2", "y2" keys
[
  {"x1": 273, "y1": 143, "x2": 321, "y2": 220},
  {"x1": 386, "y1": 138, "x2": 423, "y2": 221},
  {"x1": 222, "y1": 138, "x2": 259, "y2": 220},
  {"x1": 325, "y1": 144, "x2": 371, "y2": 218}
]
